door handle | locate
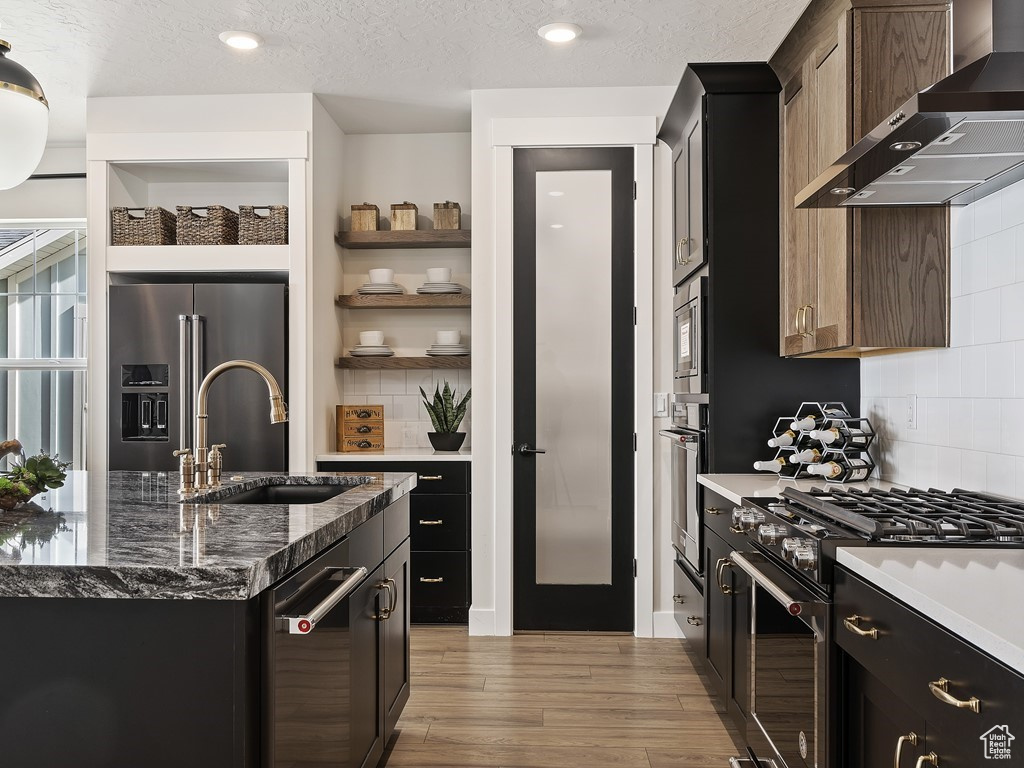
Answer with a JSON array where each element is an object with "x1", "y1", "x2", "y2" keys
[
  {"x1": 517, "y1": 443, "x2": 547, "y2": 455},
  {"x1": 796, "y1": 306, "x2": 806, "y2": 336},
  {"x1": 278, "y1": 566, "x2": 368, "y2": 634},
  {"x1": 715, "y1": 557, "x2": 734, "y2": 595},
  {"x1": 928, "y1": 677, "x2": 981, "y2": 713},
  {"x1": 915, "y1": 753, "x2": 938, "y2": 768},
  {"x1": 419, "y1": 577, "x2": 444, "y2": 583},
  {"x1": 803, "y1": 305, "x2": 814, "y2": 337},
  {"x1": 894, "y1": 732, "x2": 918, "y2": 768},
  {"x1": 385, "y1": 577, "x2": 398, "y2": 615},
  {"x1": 418, "y1": 474, "x2": 443, "y2": 481},
  {"x1": 375, "y1": 580, "x2": 393, "y2": 621},
  {"x1": 843, "y1": 615, "x2": 879, "y2": 639},
  {"x1": 686, "y1": 616, "x2": 702, "y2": 626},
  {"x1": 673, "y1": 594, "x2": 685, "y2": 604},
  {"x1": 419, "y1": 519, "x2": 444, "y2": 525}
]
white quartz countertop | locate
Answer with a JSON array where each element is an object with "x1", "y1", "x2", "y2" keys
[
  {"x1": 698, "y1": 473, "x2": 902, "y2": 506},
  {"x1": 317, "y1": 448, "x2": 471, "y2": 463},
  {"x1": 837, "y1": 548, "x2": 1024, "y2": 674}
]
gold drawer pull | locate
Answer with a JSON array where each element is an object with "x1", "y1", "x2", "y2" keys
[
  {"x1": 715, "y1": 557, "x2": 734, "y2": 595},
  {"x1": 894, "y1": 732, "x2": 918, "y2": 768},
  {"x1": 419, "y1": 519, "x2": 444, "y2": 525},
  {"x1": 705, "y1": 507, "x2": 721, "y2": 515},
  {"x1": 843, "y1": 615, "x2": 879, "y2": 639},
  {"x1": 686, "y1": 616, "x2": 702, "y2": 626},
  {"x1": 915, "y1": 752, "x2": 938, "y2": 768},
  {"x1": 419, "y1": 577, "x2": 444, "y2": 583},
  {"x1": 929, "y1": 677, "x2": 981, "y2": 713},
  {"x1": 418, "y1": 474, "x2": 443, "y2": 481}
]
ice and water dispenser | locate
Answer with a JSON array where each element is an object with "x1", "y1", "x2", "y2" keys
[{"x1": 120, "y1": 364, "x2": 170, "y2": 442}]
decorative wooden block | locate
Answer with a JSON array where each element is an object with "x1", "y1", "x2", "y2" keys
[
  {"x1": 338, "y1": 404, "x2": 385, "y2": 452},
  {"x1": 433, "y1": 201, "x2": 461, "y2": 230},
  {"x1": 391, "y1": 201, "x2": 418, "y2": 231},
  {"x1": 351, "y1": 203, "x2": 380, "y2": 232}
]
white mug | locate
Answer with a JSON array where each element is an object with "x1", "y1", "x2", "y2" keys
[
  {"x1": 360, "y1": 330, "x2": 385, "y2": 346},
  {"x1": 426, "y1": 267, "x2": 452, "y2": 283},
  {"x1": 368, "y1": 268, "x2": 394, "y2": 284},
  {"x1": 436, "y1": 329, "x2": 461, "y2": 345}
]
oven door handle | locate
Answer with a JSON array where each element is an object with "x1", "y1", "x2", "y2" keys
[
  {"x1": 729, "y1": 551, "x2": 826, "y2": 619},
  {"x1": 659, "y1": 429, "x2": 698, "y2": 444}
]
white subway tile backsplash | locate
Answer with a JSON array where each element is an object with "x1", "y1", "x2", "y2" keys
[
  {"x1": 923, "y1": 398, "x2": 949, "y2": 447},
  {"x1": 987, "y1": 453, "x2": 1016, "y2": 496},
  {"x1": 1001, "y1": 399, "x2": 1024, "y2": 457},
  {"x1": 948, "y1": 398, "x2": 973, "y2": 450},
  {"x1": 962, "y1": 450, "x2": 987, "y2": 489},
  {"x1": 393, "y1": 394, "x2": 421, "y2": 422},
  {"x1": 881, "y1": 355, "x2": 900, "y2": 393},
  {"x1": 961, "y1": 240, "x2": 984, "y2": 295},
  {"x1": 1015, "y1": 227, "x2": 1024, "y2": 284},
  {"x1": 914, "y1": 350, "x2": 938, "y2": 397},
  {"x1": 973, "y1": 288, "x2": 1001, "y2": 345},
  {"x1": 950, "y1": 245, "x2": 964, "y2": 298},
  {"x1": 935, "y1": 446, "x2": 962, "y2": 491},
  {"x1": 936, "y1": 348, "x2": 962, "y2": 397},
  {"x1": 961, "y1": 346, "x2": 986, "y2": 397},
  {"x1": 1003, "y1": 182, "x2": 1024, "y2": 229},
  {"x1": 972, "y1": 399, "x2": 1001, "y2": 452},
  {"x1": 950, "y1": 204, "x2": 974, "y2": 248},
  {"x1": 349, "y1": 370, "x2": 381, "y2": 395},
  {"x1": 406, "y1": 369, "x2": 433, "y2": 396},
  {"x1": 380, "y1": 370, "x2": 407, "y2": 395},
  {"x1": 914, "y1": 444, "x2": 939, "y2": 489},
  {"x1": 950, "y1": 295, "x2": 973, "y2": 347},
  {"x1": 985, "y1": 343, "x2": 1015, "y2": 398},
  {"x1": 974, "y1": 188, "x2": 1002, "y2": 239},
  {"x1": 988, "y1": 229, "x2": 1016, "y2": 289},
  {"x1": 1000, "y1": 282, "x2": 1024, "y2": 341}
]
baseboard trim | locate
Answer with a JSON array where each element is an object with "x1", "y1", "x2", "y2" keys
[
  {"x1": 468, "y1": 608, "x2": 499, "y2": 636},
  {"x1": 653, "y1": 610, "x2": 685, "y2": 638}
]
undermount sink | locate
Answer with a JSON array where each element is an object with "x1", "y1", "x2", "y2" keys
[{"x1": 217, "y1": 483, "x2": 352, "y2": 505}]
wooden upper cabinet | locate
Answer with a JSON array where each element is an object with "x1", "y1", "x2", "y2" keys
[{"x1": 774, "y1": 0, "x2": 951, "y2": 357}]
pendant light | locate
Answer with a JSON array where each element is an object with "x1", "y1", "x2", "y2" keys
[{"x1": 0, "y1": 33, "x2": 48, "y2": 190}]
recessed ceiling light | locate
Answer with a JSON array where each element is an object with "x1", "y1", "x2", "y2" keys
[
  {"x1": 219, "y1": 30, "x2": 263, "y2": 50},
  {"x1": 538, "y1": 23, "x2": 582, "y2": 43},
  {"x1": 548, "y1": 191, "x2": 565, "y2": 197}
]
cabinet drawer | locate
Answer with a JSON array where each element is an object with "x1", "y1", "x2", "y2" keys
[
  {"x1": 410, "y1": 495, "x2": 468, "y2": 551},
  {"x1": 342, "y1": 421, "x2": 384, "y2": 437},
  {"x1": 673, "y1": 557, "x2": 705, "y2": 653},
  {"x1": 339, "y1": 404, "x2": 384, "y2": 422},
  {"x1": 384, "y1": 494, "x2": 410, "y2": 557},
  {"x1": 411, "y1": 552, "x2": 468, "y2": 607},
  {"x1": 836, "y1": 567, "x2": 1024, "y2": 746},
  {"x1": 316, "y1": 461, "x2": 469, "y2": 494}
]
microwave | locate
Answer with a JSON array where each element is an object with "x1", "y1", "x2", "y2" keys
[{"x1": 674, "y1": 276, "x2": 706, "y2": 395}]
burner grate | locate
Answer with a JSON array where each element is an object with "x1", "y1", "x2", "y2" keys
[{"x1": 781, "y1": 486, "x2": 1024, "y2": 541}]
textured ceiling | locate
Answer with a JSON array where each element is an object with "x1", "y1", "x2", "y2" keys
[{"x1": 0, "y1": 0, "x2": 810, "y2": 143}]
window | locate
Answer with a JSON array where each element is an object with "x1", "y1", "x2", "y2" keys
[{"x1": 0, "y1": 228, "x2": 87, "y2": 468}]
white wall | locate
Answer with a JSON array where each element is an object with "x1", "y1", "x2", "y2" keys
[
  {"x1": 0, "y1": 145, "x2": 86, "y2": 222},
  {"x1": 862, "y1": 179, "x2": 1024, "y2": 494},
  {"x1": 338, "y1": 133, "x2": 472, "y2": 448},
  {"x1": 470, "y1": 86, "x2": 675, "y2": 636}
]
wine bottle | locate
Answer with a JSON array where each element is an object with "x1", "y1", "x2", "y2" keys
[
  {"x1": 790, "y1": 406, "x2": 851, "y2": 432},
  {"x1": 753, "y1": 458, "x2": 798, "y2": 477},
  {"x1": 805, "y1": 456, "x2": 872, "y2": 482},
  {"x1": 788, "y1": 448, "x2": 822, "y2": 464},
  {"x1": 810, "y1": 426, "x2": 870, "y2": 449},
  {"x1": 767, "y1": 429, "x2": 798, "y2": 448}
]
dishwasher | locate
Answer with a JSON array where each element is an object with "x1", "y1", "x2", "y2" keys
[{"x1": 262, "y1": 511, "x2": 386, "y2": 768}]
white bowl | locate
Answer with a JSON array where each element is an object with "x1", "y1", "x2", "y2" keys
[
  {"x1": 368, "y1": 268, "x2": 394, "y2": 284},
  {"x1": 435, "y1": 329, "x2": 461, "y2": 345},
  {"x1": 426, "y1": 267, "x2": 452, "y2": 283},
  {"x1": 360, "y1": 330, "x2": 385, "y2": 346}
]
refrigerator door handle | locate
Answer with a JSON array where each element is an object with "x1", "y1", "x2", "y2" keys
[{"x1": 179, "y1": 315, "x2": 192, "y2": 450}]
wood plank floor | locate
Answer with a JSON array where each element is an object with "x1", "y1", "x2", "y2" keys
[{"x1": 383, "y1": 627, "x2": 743, "y2": 768}]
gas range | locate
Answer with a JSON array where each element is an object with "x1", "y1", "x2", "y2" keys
[{"x1": 734, "y1": 486, "x2": 1024, "y2": 592}]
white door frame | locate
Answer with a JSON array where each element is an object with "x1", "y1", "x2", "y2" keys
[{"x1": 485, "y1": 116, "x2": 657, "y2": 637}]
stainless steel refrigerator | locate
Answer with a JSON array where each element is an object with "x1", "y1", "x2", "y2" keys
[{"x1": 108, "y1": 282, "x2": 287, "y2": 471}]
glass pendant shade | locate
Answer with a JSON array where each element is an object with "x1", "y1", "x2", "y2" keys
[{"x1": 0, "y1": 40, "x2": 49, "y2": 191}]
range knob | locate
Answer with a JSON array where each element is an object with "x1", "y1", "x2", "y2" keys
[
  {"x1": 781, "y1": 537, "x2": 817, "y2": 570},
  {"x1": 731, "y1": 507, "x2": 765, "y2": 532},
  {"x1": 757, "y1": 523, "x2": 788, "y2": 545}
]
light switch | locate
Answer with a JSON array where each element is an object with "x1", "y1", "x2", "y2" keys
[{"x1": 653, "y1": 393, "x2": 669, "y2": 418}]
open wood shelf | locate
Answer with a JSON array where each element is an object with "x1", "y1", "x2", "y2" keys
[
  {"x1": 336, "y1": 294, "x2": 471, "y2": 309},
  {"x1": 335, "y1": 230, "x2": 471, "y2": 249},
  {"x1": 336, "y1": 356, "x2": 471, "y2": 369}
]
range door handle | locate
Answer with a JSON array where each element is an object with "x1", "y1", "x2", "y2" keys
[{"x1": 278, "y1": 566, "x2": 367, "y2": 634}]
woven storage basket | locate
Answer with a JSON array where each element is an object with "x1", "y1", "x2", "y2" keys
[
  {"x1": 239, "y1": 205, "x2": 288, "y2": 245},
  {"x1": 110, "y1": 207, "x2": 177, "y2": 246},
  {"x1": 176, "y1": 206, "x2": 239, "y2": 245}
]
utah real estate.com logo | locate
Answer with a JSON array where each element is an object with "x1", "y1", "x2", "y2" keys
[{"x1": 981, "y1": 725, "x2": 1015, "y2": 760}]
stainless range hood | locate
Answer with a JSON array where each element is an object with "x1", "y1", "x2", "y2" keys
[{"x1": 798, "y1": 0, "x2": 1024, "y2": 208}]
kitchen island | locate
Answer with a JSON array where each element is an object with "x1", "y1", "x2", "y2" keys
[{"x1": 0, "y1": 470, "x2": 415, "y2": 768}]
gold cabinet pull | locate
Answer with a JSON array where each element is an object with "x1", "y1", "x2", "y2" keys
[
  {"x1": 418, "y1": 519, "x2": 444, "y2": 525},
  {"x1": 418, "y1": 474, "x2": 443, "y2": 481},
  {"x1": 673, "y1": 594, "x2": 685, "y2": 604},
  {"x1": 804, "y1": 304, "x2": 815, "y2": 337},
  {"x1": 375, "y1": 580, "x2": 393, "y2": 621},
  {"x1": 894, "y1": 732, "x2": 918, "y2": 768},
  {"x1": 928, "y1": 677, "x2": 981, "y2": 713},
  {"x1": 915, "y1": 752, "x2": 939, "y2": 767},
  {"x1": 419, "y1": 577, "x2": 444, "y2": 583},
  {"x1": 796, "y1": 306, "x2": 806, "y2": 335},
  {"x1": 705, "y1": 506, "x2": 722, "y2": 515},
  {"x1": 686, "y1": 615, "x2": 702, "y2": 626},
  {"x1": 843, "y1": 615, "x2": 879, "y2": 639},
  {"x1": 715, "y1": 557, "x2": 734, "y2": 595}
]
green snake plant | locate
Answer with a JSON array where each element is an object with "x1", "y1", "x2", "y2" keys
[{"x1": 419, "y1": 381, "x2": 472, "y2": 434}]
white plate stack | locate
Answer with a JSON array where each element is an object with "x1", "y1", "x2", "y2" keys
[
  {"x1": 426, "y1": 329, "x2": 469, "y2": 356},
  {"x1": 358, "y1": 268, "x2": 404, "y2": 295},
  {"x1": 417, "y1": 266, "x2": 464, "y2": 295},
  {"x1": 351, "y1": 330, "x2": 394, "y2": 357}
]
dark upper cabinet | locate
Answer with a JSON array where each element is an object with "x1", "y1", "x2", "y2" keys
[
  {"x1": 772, "y1": 0, "x2": 951, "y2": 357},
  {"x1": 672, "y1": 104, "x2": 706, "y2": 286}
]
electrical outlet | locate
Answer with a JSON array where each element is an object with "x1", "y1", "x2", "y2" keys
[
  {"x1": 653, "y1": 393, "x2": 669, "y2": 418},
  {"x1": 906, "y1": 394, "x2": 918, "y2": 430}
]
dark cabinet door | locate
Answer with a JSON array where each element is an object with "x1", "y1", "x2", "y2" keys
[
  {"x1": 672, "y1": 101, "x2": 706, "y2": 286},
  {"x1": 382, "y1": 540, "x2": 411, "y2": 737},
  {"x1": 704, "y1": 528, "x2": 731, "y2": 700},
  {"x1": 843, "y1": 660, "x2": 927, "y2": 768},
  {"x1": 352, "y1": 565, "x2": 385, "y2": 768}
]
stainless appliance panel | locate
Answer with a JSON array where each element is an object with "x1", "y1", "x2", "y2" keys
[
  {"x1": 109, "y1": 284, "x2": 193, "y2": 471},
  {"x1": 661, "y1": 426, "x2": 703, "y2": 574},
  {"x1": 673, "y1": 277, "x2": 706, "y2": 395},
  {"x1": 194, "y1": 283, "x2": 287, "y2": 472}
]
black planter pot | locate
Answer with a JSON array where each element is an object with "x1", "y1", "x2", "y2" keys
[{"x1": 427, "y1": 432, "x2": 466, "y2": 451}]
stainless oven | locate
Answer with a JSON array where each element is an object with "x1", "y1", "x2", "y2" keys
[
  {"x1": 674, "y1": 276, "x2": 707, "y2": 394},
  {"x1": 660, "y1": 400, "x2": 705, "y2": 577},
  {"x1": 727, "y1": 551, "x2": 831, "y2": 768}
]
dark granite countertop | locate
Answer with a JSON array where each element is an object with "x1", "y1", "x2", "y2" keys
[{"x1": 0, "y1": 470, "x2": 416, "y2": 600}]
